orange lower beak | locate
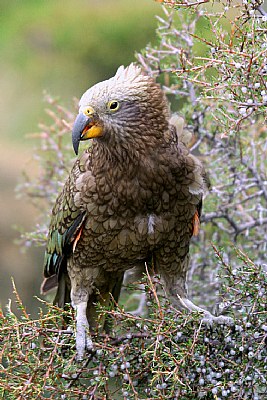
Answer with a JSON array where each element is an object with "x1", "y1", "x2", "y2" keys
[{"x1": 81, "y1": 123, "x2": 103, "y2": 141}]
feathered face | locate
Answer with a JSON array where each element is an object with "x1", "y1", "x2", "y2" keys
[{"x1": 72, "y1": 64, "x2": 170, "y2": 154}]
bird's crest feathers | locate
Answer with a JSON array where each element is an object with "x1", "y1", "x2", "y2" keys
[
  {"x1": 114, "y1": 63, "x2": 146, "y2": 84},
  {"x1": 79, "y1": 63, "x2": 150, "y2": 108}
]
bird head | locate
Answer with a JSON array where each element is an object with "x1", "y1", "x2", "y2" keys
[{"x1": 72, "y1": 64, "x2": 170, "y2": 154}]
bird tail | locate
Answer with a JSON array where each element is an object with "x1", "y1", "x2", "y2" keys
[
  {"x1": 40, "y1": 271, "x2": 71, "y2": 309},
  {"x1": 53, "y1": 272, "x2": 71, "y2": 308},
  {"x1": 40, "y1": 275, "x2": 58, "y2": 294}
]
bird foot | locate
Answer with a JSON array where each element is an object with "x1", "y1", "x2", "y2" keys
[
  {"x1": 75, "y1": 301, "x2": 94, "y2": 361},
  {"x1": 76, "y1": 329, "x2": 94, "y2": 361},
  {"x1": 178, "y1": 297, "x2": 234, "y2": 327},
  {"x1": 201, "y1": 312, "x2": 234, "y2": 327},
  {"x1": 129, "y1": 291, "x2": 147, "y2": 317}
]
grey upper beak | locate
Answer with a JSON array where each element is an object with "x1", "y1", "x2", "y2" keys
[{"x1": 72, "y1": 113, "x2": 90, "y2": 155}]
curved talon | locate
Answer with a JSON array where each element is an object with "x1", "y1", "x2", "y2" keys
[
  {"x1": 202, "y1": 313, "x2": 234, "y2": 327},
  {"x1": 86, "y1": 334, "x2": 94, "y2": 351},
  {"x1": 178, "y1": 297, "x2": 234, "y2": 327},
  {"x1": 76, "y1": 334, "x2": 93, "y2": 362},
  {"x1": 128, "y1": 291, "x2": 147, "y2": 317}
]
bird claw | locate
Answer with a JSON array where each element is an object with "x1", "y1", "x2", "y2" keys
[
  {"x1": 76, "y1": 328, "x2": 94, "y2": 361},
  {"x1": 201, "y1": 312, "x2": 234, "y2": 327},
  {"x1": 86, "y1": 334, "x2": 94, "y2": 350},
  {"x1": 127, "y1": 291, "x2": 147, "y2": 317},
  {"x1": 177, "y1": 297, "x2": 234, "y2": 327},
  {"x1": 75, "y1": 301, "x2": 94, "y2": 361}
]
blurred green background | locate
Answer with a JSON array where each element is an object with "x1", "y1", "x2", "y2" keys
[{"x1": 0, "y1": 0, "x2": 162, "y2": 315}]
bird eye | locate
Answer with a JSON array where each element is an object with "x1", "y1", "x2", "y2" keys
[{"x1": 107, "y1": 100, "x2": 120, "y2": 112}]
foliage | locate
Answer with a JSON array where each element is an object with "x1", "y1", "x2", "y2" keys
[
  {"x1": 16, "y1": 94, "x2": 77, "y2": 249},
  {"x1": 5, "y1": 0, "x2": 267, "y2": 398},
  {"x1": 1, "y1": 0, "x2": 160, "y2": 144},
  {"x1": 1, "y1": 248, "x2": 267, "y2": 399},
  {"x1": 138, "y1": 1, "x2": 267, "y2": 309}
]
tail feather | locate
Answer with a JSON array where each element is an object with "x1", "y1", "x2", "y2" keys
[
  {"x1": 40, "y1": 275, "x2": 58, "y2": 294},
  {"x1": 53, "y1": 272, "x2": 71, "y2": 308}
]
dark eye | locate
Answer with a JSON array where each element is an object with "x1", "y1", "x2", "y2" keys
[{"x1": 108, "y1": 100, "x2": 120, "y2": 112}]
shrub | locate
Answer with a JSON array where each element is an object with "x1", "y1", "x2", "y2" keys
[{"x1": 2, "y1": 0, "x2": 267, "y2": 398}]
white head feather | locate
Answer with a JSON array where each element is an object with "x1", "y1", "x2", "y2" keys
[
  {"x1": 113, "y1": 64, "x2": 145, "y2": 83},
  {"x1": 79, "y1": 64, "x2": 150, "y2": 111}
]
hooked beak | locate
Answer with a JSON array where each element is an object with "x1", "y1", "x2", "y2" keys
[{"x1": 72, "y1": 110, "x2": 103, "y2": 155}]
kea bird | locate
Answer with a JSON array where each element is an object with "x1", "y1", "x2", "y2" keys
[{"x1": 42, "y1": 64, "x2": 232, "y2": 359}]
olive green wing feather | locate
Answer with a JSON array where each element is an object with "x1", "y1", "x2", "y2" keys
[{"x1": 42, "y1": 172, "x2": 86, "y2": 281}]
